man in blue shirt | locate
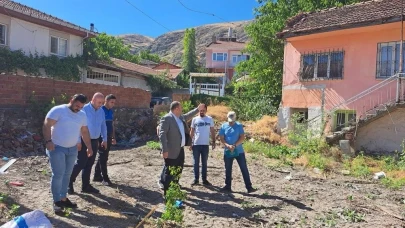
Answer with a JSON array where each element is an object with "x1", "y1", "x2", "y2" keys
[
  {"x1": 69, "y1": 92, "x2": 108, "y2": 194},
  {"x1": 219, "y1": 111, "x2": 257, "y2": 193},
  {"x1": 93, "y1": 94, "x2": 116, "y2": 186}
]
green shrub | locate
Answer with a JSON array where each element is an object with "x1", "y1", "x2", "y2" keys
[
  {"x1": 162, "y1": 166, "x2": 187, "y2": 223},
  {"x1": 307, "y1": 153, "x2": 331, "y2": 170},
  {"x1": 350, "y1": 155, "x2": 371, "y2": 178},
  {"x1": 146, "y1": 141, "x2": 161, "y2": 150},
  {"x1": 190, "y1": 94, "x2": 230, "y2": 106},
  {"x1": 228, "y1": 95, "x2": 277, "y2": 121},
  {"x1": 381, "y1": 177, "x2": 405, "y2": 190},
  {"x1": 181, "y1": 100, "x2": 193, "y2": 114}
]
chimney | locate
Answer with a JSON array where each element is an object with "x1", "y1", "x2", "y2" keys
[
  {"x1": 90, "y1": 23, "x2": 94, "y2": 32},
  {"x1": 212, "y1": 35, "x2": 217, "y2": 43},
  {"x1": 228, "y1": 27, "x2": 233, "y2": 39}
]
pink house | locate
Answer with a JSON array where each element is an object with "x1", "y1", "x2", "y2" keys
[
  {"x1": 205, "y1": 28, "x2": 248, "y2": 82},
  {"x1": 277, "y1": 0, "x2": 405, "y2": 153}
]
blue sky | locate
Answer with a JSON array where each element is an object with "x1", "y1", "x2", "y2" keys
[{"x1": 16, "y1": 0, "x2": 259, "y2": 37}]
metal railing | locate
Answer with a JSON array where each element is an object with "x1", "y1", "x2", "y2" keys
[{"x1": 306, "y1": 73, "x2": 405, "y2": 132}]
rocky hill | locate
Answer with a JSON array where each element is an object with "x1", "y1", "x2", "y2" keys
[{"x1": 119, "y1": 21, "x2": 250, "y2": 65}]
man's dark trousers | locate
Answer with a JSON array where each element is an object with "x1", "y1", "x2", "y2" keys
[
  {"x1": 162, "y1": 148, "x2": 185, "y2": 195},
  {"x1": 70, "y1": 138, "x2": 99, "y2": 189},
  {"x1": 94, "y1": 136, "x2": 113, "y2": 181}
]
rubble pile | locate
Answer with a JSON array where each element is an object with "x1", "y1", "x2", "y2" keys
[{"x1": 0, "y1": 129, "x2": 45, "y2": 158}]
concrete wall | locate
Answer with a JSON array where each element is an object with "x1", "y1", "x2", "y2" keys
[
  {"x1": 0, "y1": 14, "x2": 82, "y2": 56},
  {"x1": 121, "y1": 75, "x2": 150, "y2": 91},
  {"x1": 356, "y1": 108, "x2": 405, "y2": 153}
]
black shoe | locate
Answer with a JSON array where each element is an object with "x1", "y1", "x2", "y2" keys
[
  {"x1": 61, "y1": 198, "x2": 77, "y2": 208},
  {"x1": 191, "y1": 180, "x2": 199, "y2": 186},
  {"x1": 202, "y1": 180, "x2": 212, "y2": 186},
  {"x1": 102, "y1": 179, "x2": 113, "y2": 186},
  {"x1": 247, "y1": 187, "x2": 258, "y2": 194},
  {"x1": 220, "y1": 186, "x2": 232, "y2": 192},
  {"x1": 68, "y1": 184, "x2": 75, "y2": 195},
  {"x1": 93, "y1": 176, "x2": 103, "y2": 182},
  {"x1": 53, "y1": 201, "x2": 64, "y2": 214},
  {"x1": 82, "y1": 185, "x2": 100, "y2": 194}
]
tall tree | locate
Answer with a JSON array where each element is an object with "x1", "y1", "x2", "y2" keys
[
  {"x1": 84, "y1": 33, "x2": 139, "y2": 63},
  {"x1": 182, "y1": 28, "x2": 198, "y2": 73},
  {"x1": 236, "y1": 0, "x2": 363, "y2": 106}
]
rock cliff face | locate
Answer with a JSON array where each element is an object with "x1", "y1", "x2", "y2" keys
[{"x1": 119, "y1": 21, "x2": 250, "y2": 65}]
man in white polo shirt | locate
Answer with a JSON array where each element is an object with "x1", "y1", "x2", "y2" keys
[
  {"x1": 43, "y1": 94, "x2": 93, "y2": 214},
  {"x1": 190, "y1": 104, "x2": 215, "y2": 186}
]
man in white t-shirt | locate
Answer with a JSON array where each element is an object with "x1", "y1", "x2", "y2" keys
[
  {"x1": 190, "y1": 104, "x2": 215, "y2": 186},
  {"x1": 42, "y1": 94, "x2": 93, "y2": 214}
]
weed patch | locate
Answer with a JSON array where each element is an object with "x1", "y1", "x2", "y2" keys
[{"x1": 146, "y1": 141, "x2": 161, "y2": 150}]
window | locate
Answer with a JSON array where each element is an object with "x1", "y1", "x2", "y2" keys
[
  {"x1": 297, "y1": 111, "x2": 308, "y2": 123},
  {"x1": 232, "y1": 54, "x2": 249, "y2": 64},
  {"x1": 0, "y1": 24, "x2": 6, "y2": 45},
  {"x1": 376, "y1": 41, "x2": 405, "y2": 78},
  {"x1": 300, "y1": 51, "x2": 344, "y2": 80},
  {"x1": 87, "y1": 70, "x2": 119, "y2": 84},
  {"x1": 50, "y1": 36, "x2": 68, "y2": 57},
  {"x1": 334, "y1": 110, "x2": 356, "y2": 131},
  {"x1": 212, "y1": 53, "x2": 228, "y2": 61}
]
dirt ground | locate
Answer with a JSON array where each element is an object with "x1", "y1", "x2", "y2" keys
[{"x1": 1, "y1": 144, "x2": 405, "y2": 228}]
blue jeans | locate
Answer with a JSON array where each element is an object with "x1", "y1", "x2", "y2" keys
[
  {"x1": 192, "y1": 145, "x2": 209, "y2": 181},
  {"x1": 224, "y1": 153, "x2": 252, "y2": 190},
  {"x1": 46, "y1": 145, "x2": 78, "y2": 202}
]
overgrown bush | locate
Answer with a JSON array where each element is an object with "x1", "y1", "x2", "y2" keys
[
  {"x1": 229, "y1": 95, "x2": 278, "y2": 121},
  {"x1": 190, "y1": 94, "x2": 231, "y2": 106},
  {"x1": 181, "y1": 100, "x2": 193, "y2": 114},
  {"x1": 28, "y1": 91, "x2": 70, "y2": 120}
]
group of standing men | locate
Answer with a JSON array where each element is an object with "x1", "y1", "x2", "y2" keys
[
  {"x1": 158, "y1": 101, "x2": 257, "y2": 199},
  {"x1": 43, "y1": 93, "x2": 256, "y2": 215},
  {"x1": 43, "y1": 93, "x2": 116, "y2": 214}
]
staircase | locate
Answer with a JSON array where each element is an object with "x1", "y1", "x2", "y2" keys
[{"x1": 321, "y1": 73, "x2": 405, "y2": 143}]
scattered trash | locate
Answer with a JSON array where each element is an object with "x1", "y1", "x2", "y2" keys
[
  {"x1": 19, "y1": 135, "x2": 28, "y2": 140},
  {"x1": 341, "y1": 170, "x2": 350, "y2": 175},
  {"x1": 9, "y1": 181, "x2": 24, "y2": 186},
  {"x1": 175, "y1": 200, "x2": 183, "y2": 208},
  {"x1": 284, "y1": 174, "x2": 292, "y2": 181},
  {"x1": 0, "y1": 159, "x2": 17, "y2": 174},
  {"x1": 232, "y1": 213, "x2": 239, "y2": 218},
  {"x1": 313, "y1": 168, "x2": 321, "y2": 174},
  {"x1": 2, "y1": 157, "x2": 9, "y2": 161},
  {"x1": 374, "y1": 171, "x2": 386, "y2": 179},
  {"x1": 2, "y1": 210, "x2": 52, "y2": 228},
  {"x1": 249, "y1": 138, "x2": 255, "y2": 143},
  {"x1": 121, "y1": 211, "x2": 135, "y2": 216}
]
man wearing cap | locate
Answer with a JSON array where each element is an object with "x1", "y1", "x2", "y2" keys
[{"x1": 218, "y1": 111, "x2": 257, "y2": 193}]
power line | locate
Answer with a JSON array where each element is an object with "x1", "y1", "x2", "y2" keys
[
  {"x1": 176, "y1": 0, "x2": 235, "y2": 25},
  {"x1": 123, "y1": 0, "x2": 171, "y2": 32}
]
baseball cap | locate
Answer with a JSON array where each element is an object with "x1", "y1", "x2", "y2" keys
[{"x1": 227, "y1": 111, "x2": 236, "y2": 122}]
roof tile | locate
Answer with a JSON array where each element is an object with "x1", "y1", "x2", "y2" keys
[
  {"x1": 278, "y1": 0, "x2": 403, "y2": 38},
  {"x1": 0, "y1": 0, "x2": 94, "y2": 35}
]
